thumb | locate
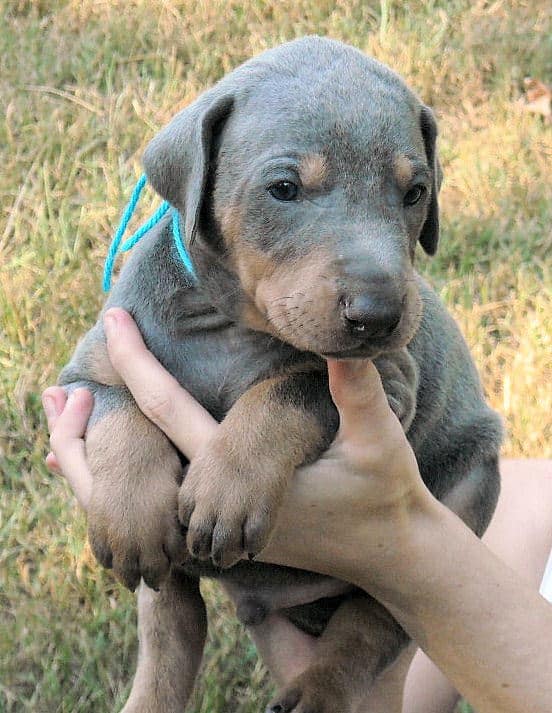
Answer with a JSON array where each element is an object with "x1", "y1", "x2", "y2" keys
[{"x1": 327, "y1": 359, "x2": 401, "y2": 450}]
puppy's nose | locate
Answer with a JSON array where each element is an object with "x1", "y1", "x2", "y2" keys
[{"x1": 342, "y1": 293, "x2": 402, "y2": 337}]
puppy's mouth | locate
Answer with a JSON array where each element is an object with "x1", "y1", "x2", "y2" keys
[
  {"x1": 251, "y1": 274, "x2": 422, "y2": 357},
  {"x1": 264, "y1": 308, "x2": 405, "y2": 358},
  {"x1": 320, "y1": 343, "x2": 386, "y2": 359}
]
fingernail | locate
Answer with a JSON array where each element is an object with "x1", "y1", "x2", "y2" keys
[{"x1": 42, "y1": 395, "x2": 56, "y2": 419}]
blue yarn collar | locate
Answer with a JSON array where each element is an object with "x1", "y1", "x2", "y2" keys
[{"x1": 103, "y1": 174, "x2": 196, "y2": 292}]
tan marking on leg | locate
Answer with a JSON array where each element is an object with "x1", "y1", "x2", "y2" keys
[
  {"x1": 269, "y1": 596, "x2": 410, "y2": 713},
  {"x1": 298, "y1": 153, "x2": 328, "y2": 190},
  {"x1": 361, "y1": 641, "x2": 417, "y2": 712},
  {"x1": 218, "y1": 374, "x2": 324, "y2": 466},
  {"x1": 123, "y1": 573, "x2": 206, "y2": 713},
  {"x1": 85, "y1": 341, "x2": 124, "y2": 386},
  {"x1": 179, "y1": 372, "x2": 325, "y2": 567},
  {"x1": 86, "y1": 401, "x2": 183, "y2": 589},
  {"x1": 191, "y1": 375, "x2": 325, "y2": 511},
  {"x1": 393, "y1": 154, "x2": 414, "y2": 189}
]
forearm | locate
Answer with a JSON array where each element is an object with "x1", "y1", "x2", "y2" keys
[
  {"x1": 380, "y1": 498, "x2": 552, "y2": 713},
  {"x1": 265, "y1": 477, "x2": 552, "y2": 713}
]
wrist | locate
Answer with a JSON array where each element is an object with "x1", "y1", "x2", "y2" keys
[
  {"x1": 349, "y1": 487, "x2": 445, "y2": 597},
  {"x1": 263, "y1": 465, "x2": 441, "y2": 592}
]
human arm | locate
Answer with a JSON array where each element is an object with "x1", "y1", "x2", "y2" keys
[{"x1": 43, "y1": 308, "x2": 552, "y2": 713}]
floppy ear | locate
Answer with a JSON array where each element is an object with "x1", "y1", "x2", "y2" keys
[
  {"x1": 143, "y1": 90, "x2": 234, "y2": 245},
  {"x1": 418, "y1": 106, "x2": 442, "y2": 256}
]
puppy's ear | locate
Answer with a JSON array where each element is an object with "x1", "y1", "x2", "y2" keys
[
  {"x1": 143, "y1": 89, "x2": 234, "y2": 245},
  {"x1": 418, "y1": 106, "x2": 442, "y2": 256}
]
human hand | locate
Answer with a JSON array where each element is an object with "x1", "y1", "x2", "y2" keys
[{"x1": 43, "y1": 308, "x2": 431, "y2": 587}]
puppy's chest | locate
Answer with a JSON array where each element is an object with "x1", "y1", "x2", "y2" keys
[{"x1": 147, "y1": 322, "x2": 304, "y2": 422}]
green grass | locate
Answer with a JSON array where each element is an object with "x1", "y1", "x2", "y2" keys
[{"x1": 1, "y1": 1, "x2": 550, "y2": 711}]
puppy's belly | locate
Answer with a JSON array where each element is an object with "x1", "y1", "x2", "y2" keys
[
  {"x1": 175, "y1": 558, "x2": 353, "y2": 634},
  {"x1": 223, "y1": 574, "x2": 353, "y2": 627}
]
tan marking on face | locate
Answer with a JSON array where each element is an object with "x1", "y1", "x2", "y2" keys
[
  {"x1": 393, "y1": 155, "x2": 414, "y2": 189},
  {"x1": 219, "y1": 203, "x2": 244, "y2": 247},
  {"x1": 235, "y1": 244, "x2": 279, "y2": 301},
  {"x1": 237, "y1": 246, "x2": 340, "y2": 351},
  {"x1": 237, "y1": 243, "x2": 422, "y2": 354},
  {"x1": 298, "y1": 153, "x2": 328, "y2": 190}
]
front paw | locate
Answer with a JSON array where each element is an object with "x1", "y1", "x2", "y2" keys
[
  {"x1": 178, "y1": 446, "x2": 283, "y2": 569},
  {"x1": 88, "y1": 472, "x2": 186, "y2": 591},
  {"x1": 374, "y1": 348, "x2": 418, "y2": 431}
]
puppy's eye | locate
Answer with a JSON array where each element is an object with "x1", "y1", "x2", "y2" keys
[
  {"x1": 268, "y1": 181, "x2": 298, "y2": 201},
  {"x1": 404, "y1": 185, "x2": 427, "y2": 206}
]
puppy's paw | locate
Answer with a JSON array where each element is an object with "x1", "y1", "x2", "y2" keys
[
  {"x1": 178, "y1": 445, "x2": 285, "y2": 569},
  {"x1": 88, "y1": 465, "x2": 186, "y2": 591},
  {"x1": 267, "y1": 667, "x2": 352, "y2": 713},
  {"x1": 374, "y1": 348, "x2": 418, "y2": 431}
]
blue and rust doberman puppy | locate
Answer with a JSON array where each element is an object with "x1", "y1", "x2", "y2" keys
[{"x1": 59, "y1": 37, "x2": 502, "y2": 713}]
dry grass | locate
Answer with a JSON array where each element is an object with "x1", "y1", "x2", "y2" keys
[{"x1": 1, "y1": 1, "x2": 550, "y2": 711}]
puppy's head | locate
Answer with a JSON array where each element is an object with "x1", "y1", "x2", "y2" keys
[{"x1": 144, "y1": 37, "x2": 441, "y2": 358}]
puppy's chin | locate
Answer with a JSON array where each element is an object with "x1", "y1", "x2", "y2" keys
[{"x1": 265, "y1": 325, "x2": 405, "y2": 359}]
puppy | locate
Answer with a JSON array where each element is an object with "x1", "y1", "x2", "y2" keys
[{"x1": 59, "y1": 36, "x2": 502, "y2": 713}]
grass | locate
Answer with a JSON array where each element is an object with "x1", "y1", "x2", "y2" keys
[{"x1": 1, "y1": 0, "x2": 550, "y2": 710}]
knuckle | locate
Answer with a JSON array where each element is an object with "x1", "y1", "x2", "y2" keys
[
  {"x1": 113, "y1": 555, "x2": 140, "y2": 590},
  {"x1": 187, "y1": 521, "x2": 213, "y2": 558},
  {"x1": 48, "y1": 431, "x2": 62, "y2": 453},
  {"x1": 140, "y1": 390, "x2": 174, "y2": 427}
]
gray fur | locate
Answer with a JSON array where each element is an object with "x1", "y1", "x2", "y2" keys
[{"x1": 60, "y1": 36, "x2": 502, "y2": 712}]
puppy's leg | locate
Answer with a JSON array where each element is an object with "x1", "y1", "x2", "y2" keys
[
  {"x1": 373, "y1": 348, "x2": 418, "y2": 431},
  {"x1": 267, "y1": 595, "x2": 409, "y2": 713},
  {"x1": 81, "y1": 385, "x2": 187, "y2": 591},
  {"x1": 356, "y1": 641, "x2": 417, "y2": 713},
  {"x1": 123, "y1": 570, "x2": 206, "y2": 713},
  {"x1": 179, "y1": 370, "x2": 337, "y2": 569}
]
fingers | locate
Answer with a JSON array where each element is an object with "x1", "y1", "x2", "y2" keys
[
  {"x1": 327, "y1": 359, "x2": 401, "y2": 449},
  {"x1": 104, "y1": 308, "x2": 217, "y2": 458},
  {"x1": 42, "y1": 386, "x2": 94, "y2": 510}
]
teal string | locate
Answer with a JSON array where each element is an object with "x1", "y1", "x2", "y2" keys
[
  {"x1": 102, "y1": 174, "x2": 195, "y2": 292},
  {"x1": 120, "y1": 201, "x2": 170, "y2": 252},
  {"x1": 172, "y1": 210, "x2": 196, "y2": 278},
  {"x1": 103, "y1": 174, "x2": 147, "y2": 292}
]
